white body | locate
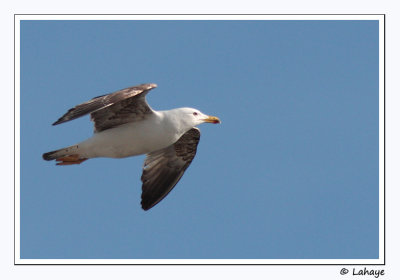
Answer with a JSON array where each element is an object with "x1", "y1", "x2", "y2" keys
[{"x1": 76, "y1": 109, "x2": 196, "y2": 159}]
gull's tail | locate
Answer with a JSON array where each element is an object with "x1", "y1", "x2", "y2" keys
[{"x1": 42, "y1": 145, "x2": 87, "y2": 166}]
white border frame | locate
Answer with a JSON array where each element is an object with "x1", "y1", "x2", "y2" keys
[{"x1": 14, "y1": 14, "x2": 385, "y2": 265}]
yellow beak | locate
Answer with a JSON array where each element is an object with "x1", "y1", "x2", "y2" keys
[{"x1": 203, "y1": 115, "x2": 221, "y2": 124}]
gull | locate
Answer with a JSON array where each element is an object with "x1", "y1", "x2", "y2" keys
[{"x1": 42, "y1": 83, "x2": 220, "y2": 210}]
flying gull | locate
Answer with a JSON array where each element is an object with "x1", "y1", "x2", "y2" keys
[{"x1": 42, "y1": 83, "x2": 220, "y2": 210}]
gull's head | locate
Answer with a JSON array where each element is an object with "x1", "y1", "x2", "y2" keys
[{"x1": 177, "y1": 107, "x2": 221, "y2": 128}]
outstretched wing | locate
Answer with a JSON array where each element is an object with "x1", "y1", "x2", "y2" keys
[
  {"x1": 141, "y1": 128, "x2": 201, "y2": 210},
  {"x1": 52, "y1": 83, "x2": 157, "y2": 132}
]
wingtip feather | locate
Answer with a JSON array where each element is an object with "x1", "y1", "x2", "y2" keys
[
  {"x1": 52, "y1": 119, "x2": 62, "y2": 126},
  {"x1": 141, "y1": 204, "x2": 151, "y2": 211}
]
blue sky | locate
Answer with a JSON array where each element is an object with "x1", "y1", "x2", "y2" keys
[{"x1": 20, "y1": 20, "x2": 379, "y2": 259}]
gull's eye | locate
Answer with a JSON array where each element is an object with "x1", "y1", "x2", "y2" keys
[{"x1": 193, "y1": 112, "x2": 198, "y2": 116}]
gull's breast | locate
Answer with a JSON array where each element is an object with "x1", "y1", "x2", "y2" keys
[{"x1": 78, "y1": 116, "x2": 181, "y2": 159}]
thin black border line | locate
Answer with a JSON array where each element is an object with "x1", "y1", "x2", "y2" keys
[
  {"x1": 14, "y1": 14, "x2": 386, "y2": 266},
  {"x1": 14, "y1": 14, "x2": 16, "y2": 266},
  {"x1": 14, "y1": 13, "x2": 385, "y2": 15},
  {"x1": 383, "y1": 14, "x2": 386, "y2": 265}
]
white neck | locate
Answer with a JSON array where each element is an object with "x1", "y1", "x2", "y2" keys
[{"x1": 158, "y1": 108, "x2": 195, "y2": 136}]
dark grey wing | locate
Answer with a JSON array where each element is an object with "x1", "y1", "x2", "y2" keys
[
  {"x1": 141, "y1": 128, "x2": 201, "y2": 211},
  {"x1": 52, "y1": 83, "x2": 157, "y2": 132}
]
